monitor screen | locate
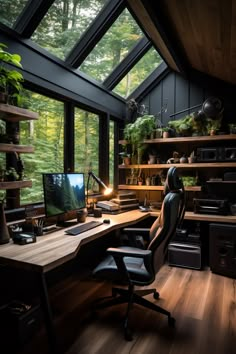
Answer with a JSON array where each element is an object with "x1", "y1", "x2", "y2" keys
[{"x1": 43, "y1": 173, "x2": 86, "y2": 218}]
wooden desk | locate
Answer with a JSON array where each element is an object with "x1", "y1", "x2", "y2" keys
[{"x1": 0, "y1": 210, "x2": 149, "y2": 354}]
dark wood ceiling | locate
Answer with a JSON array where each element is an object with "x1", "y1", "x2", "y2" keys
[{"x1": 127, "y1": 0, "x2": 236, "y2": 86}]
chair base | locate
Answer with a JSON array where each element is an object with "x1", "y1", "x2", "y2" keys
[{"x1": 92, "y1": 285, "x2": 175, "y2": 340}]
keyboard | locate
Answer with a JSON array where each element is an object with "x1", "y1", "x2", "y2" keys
[{"x1": 65, "y1": 221, "x2": 103, "y2": 236}]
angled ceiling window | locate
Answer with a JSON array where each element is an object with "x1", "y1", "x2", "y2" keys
[
  {"x1": 113, "y1": 47, "x2": 163, "y2": 98},
  {"x1": 0, "y1": 0, "x2": 29, "y2": 28},
  {"x1": 79, "y1": 8, "x2": 144, "y2": 82},
  {"x1": 31, "y1": 0, "x2": 108, "y2": 60}
]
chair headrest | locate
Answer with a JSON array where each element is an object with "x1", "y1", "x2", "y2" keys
[{"x1": 166, "y1": 167, "x2": 183, "y2": 192}]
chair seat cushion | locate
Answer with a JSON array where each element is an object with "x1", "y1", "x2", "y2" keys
[{"x1": 93, "y1": 246, "x2": 152, "y2": 284}]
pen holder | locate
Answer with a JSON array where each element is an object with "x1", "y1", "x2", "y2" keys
[{"x1": 33, "y1": 225, "x2": 44, "y2": 236}]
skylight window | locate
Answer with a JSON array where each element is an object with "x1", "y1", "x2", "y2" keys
[
  {"x1": 0, "y1": 0, "x2": 29, "y2": 28},
  {"x1": 31, "y1": 0, "x2": 108, "y2": 60},
  {"x1": 113, "y1": 47, "x2": 163, "y2": 98},
  {"x1": 79, "y1": 8, "x2": 144, "y2": 82}
]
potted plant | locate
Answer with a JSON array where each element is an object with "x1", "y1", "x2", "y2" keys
[
  {"x1": 229, "y1": 124, "x2": 236, "y2": 134},
  {"x1": 207, "y1": 119, "x2": 221, "y2": 136},
  {"x1": 162, "y1": 127, "x2": 170, "y2": 138},
  {"x1": 0, "y1": 43, "x2": 24, "y2": 105},
  {"x1": 124, "y1": 115, "x2": 155, "y2": 164},
  {"x1": 5, "y1": 167, "x2": 19, "y2": 181}
]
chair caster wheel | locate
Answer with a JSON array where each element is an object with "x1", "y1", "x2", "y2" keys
[
  {"x1": 124, "y1": 328, "x2": 133, "y2": 341},
  {"x1": 168, "y1": 316, "x2": 175, "y2": 327},
  {"x1": 153, "y1": 291, "x2": 159, "y2": 299}
]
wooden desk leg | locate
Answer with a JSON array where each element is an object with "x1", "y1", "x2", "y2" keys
[{"x1": 38, "y1": 273, "x2": 58, "y2": 354}]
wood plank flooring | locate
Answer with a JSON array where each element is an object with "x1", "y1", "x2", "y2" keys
[{"x1": 19, "y1": 265, "x2": 236, "y2": 354}]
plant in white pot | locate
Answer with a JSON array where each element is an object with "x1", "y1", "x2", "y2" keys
[{"x1": 0, "y1": 43, "x2": 24, "y2": 105}]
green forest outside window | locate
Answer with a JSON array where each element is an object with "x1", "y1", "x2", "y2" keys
[
  {"x1": 20, "y1": 90, "x2": 64, "y2": 204},
  {"x1": 109, "y1": 120, "x2": 114, "y2": 188},
  {"x1": 0, "y1": 0, "x2": 29, "y2": 28},
  {"x1": 113, "y1": 47, "x2": 163, "y2": 98},
  {"x1": 79, "y1": 8, "x2": 144, "y2": 82},
  {"x1": 74, "y1": 107, "x2": 99, "y2": 193},
  {"x1": 31, "y1": 0, "x2": 108, "y2": 60}
]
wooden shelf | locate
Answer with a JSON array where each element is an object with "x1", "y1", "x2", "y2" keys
[
  {"x1": 149, "y1": 210, "x2": 236, "y2": 223},
  {"x1": 0, "y1": 104, "x2": 38, "y2": 121},
  {"x1": 119, "y1": 134, "x2": 236, "y2": 145},
  {"x1": 118, "y1": 184, "x2": 201, "y2": 191},
  {"x1": 0, "y1": 180, "x2": 32, "y2": 189},
  {"x1": 0, "y1": 143, "x2": 34, "y2": 153},
  {"x1": 119, "y1": 162, "x2": 236, "y2": 169}
]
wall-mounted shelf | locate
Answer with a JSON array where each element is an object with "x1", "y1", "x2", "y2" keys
[
  {"x1": 0, "y1": 180, "x2": 32, "y2": 189},
  {"x1": 0, "y1": 103, "x2": 38, "y2": 121},
  {"x1": 118, "y1": 184, "x2": 201, "y2": 191},
  {"x1": 119, "y1": 134, "x2": 236, "y2": 145},
  {"x1": 119, "y1": 162, "x2": 236, "y2": 169},
  {"x1": 0, "y1": 144, "x2": 34, "y2": 153}
]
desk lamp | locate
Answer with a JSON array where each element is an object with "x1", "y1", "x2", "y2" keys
[{"x1": 87, "y1": 171, "x2": 113, "y2": 212}]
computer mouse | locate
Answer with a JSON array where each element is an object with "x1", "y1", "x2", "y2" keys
[{"x1": 103, "y1": 219, "x2": 110, "y2": 224}]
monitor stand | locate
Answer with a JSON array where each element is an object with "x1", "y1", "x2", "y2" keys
[{"x1": 56, "y1": 215, "x2": 78, "y2": 228}]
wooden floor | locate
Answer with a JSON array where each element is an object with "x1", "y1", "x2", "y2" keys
[{"x1": 19, "y1": 264, "x2": 236, "y2": 354}]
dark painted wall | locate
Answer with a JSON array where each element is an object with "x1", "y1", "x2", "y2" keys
[{"x1": 140, "y1": 71, "x2": 236, "y2": 129}]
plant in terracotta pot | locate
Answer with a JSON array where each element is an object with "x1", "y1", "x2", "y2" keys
[
  {"x1": 124, "y1": 115, "x2": 155, "y2": 164},
  {"x1": 0, "y1": 43, "x2": 24, "y2": 105},
  {"x1": 162, "y1": 127, "x2": 170, "y2": 138},
  {"x1": 207, "y1": 119, "x2": 221, "y2": 136}
]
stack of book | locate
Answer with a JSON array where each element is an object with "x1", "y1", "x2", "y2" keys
[{"x1": 111, "y1": 191, "x2": 139, "y2": 211}]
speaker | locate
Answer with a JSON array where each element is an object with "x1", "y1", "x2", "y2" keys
[
  {"x1": 168, "y1": 242, "x2": 202, "y2": 269},
  {"x1": 196, "y1": 147, "x2": 220, "y2": 162},
  {"x1": 209, "y1": 223, "x2": 236, "y2": 277},
  {"x1": 223, "y1": 147, "x2": 236, "y2": 161}
]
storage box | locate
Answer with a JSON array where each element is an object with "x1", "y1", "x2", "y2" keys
[{"x1": 168, "y1": 242, "x2": 202, "y2": 269}]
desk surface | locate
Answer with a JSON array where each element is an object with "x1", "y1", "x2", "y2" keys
[
  {"x1": 0, "y1": 210, "x2": 149, "y2": 273},
  {"x1": 1, "y1": 209, "x2": 236, "y2": 274}
]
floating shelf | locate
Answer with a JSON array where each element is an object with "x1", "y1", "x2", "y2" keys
[
  {"x1": 0, "y1": 180, "x2": 32, "y2": 190},
  {"x1": 118, "y1": 184, "x2": 201, "y2": 191},
  {"x1": 0, "y1": 103, "x2": 38, "y2": 121},
  {"x1": 119, "y1": 134, "x2": 236, "y2": 145},
  {"x1": 0, "y1": 143, "x2": 34, "y2": 153},
  {"x1": 119, "y1": 162, "x2": 236, "y2": 169}
]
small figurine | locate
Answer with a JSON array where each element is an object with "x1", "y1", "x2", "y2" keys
[{"x1": 167, "y1": 151, "x2": 180, "y2": 164}]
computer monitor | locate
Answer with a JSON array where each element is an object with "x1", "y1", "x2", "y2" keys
[{"x1": 43, "y1": 173, "x2": 86, "y2": 225}]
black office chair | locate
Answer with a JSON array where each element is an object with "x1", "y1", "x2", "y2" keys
[{"x1": 92, "y1": 167, "x2": 185, "y2": 340}]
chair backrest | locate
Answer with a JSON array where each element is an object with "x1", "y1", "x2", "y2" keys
[{"x1": 148, "y1": 167, "x2": 185, "y2": 273}]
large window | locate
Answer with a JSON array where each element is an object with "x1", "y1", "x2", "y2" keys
[
  {"x1": 31, "y1": 0, "x2": 108, "y2": 60},
  {"x1": 74, "y1": 107, "x2": 99, "y2": 192},
  {"x1": 20, "y1": 90, "x2": 64, "y2": 204},
  {"x1": 109, "y1": 120, "x2": 114, "y2": 188},
  {"x1": 79, "y1": 8, "x2": 144, "y2": 82},
  {"x1": 113, "y1": 47, "x2": 163, "y2": 98},
  {"x1": 0, "y1": 0, "x2": 29, "y2": 28}
]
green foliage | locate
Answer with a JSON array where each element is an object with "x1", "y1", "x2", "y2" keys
[
  {"x1": 124, "y1": 115, "x2": 155, "y2": 158},
  {"x1": 0, "y1": 43, "x2": 24, "y2": 103}
]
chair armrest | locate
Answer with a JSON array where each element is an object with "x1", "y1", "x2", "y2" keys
[
  {"x1": 123, "y1": 227, "x2": 150, "y2": 235},
  {"x1": 107, "y1": 247, "x2": 151, "y2": 258}
]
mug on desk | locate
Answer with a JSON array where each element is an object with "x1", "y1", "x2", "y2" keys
[{"x1": 77, "y1": 208, "x2": 88, "y2": 223}]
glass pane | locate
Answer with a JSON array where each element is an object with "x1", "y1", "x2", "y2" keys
[
  {"x1": 113, "y1": 47, "x2": 163, "y2": 98},
  {"x1": 109, "y1": 120, "x2": 114, "y2": 188},
  {"x1": 19, "y1": 90, "x2": 64, "y2": 204},
  {"x1": 79, "y1": 8, "x2": 144, "y2": 82},
  {"x1": 74, "y1": 107, "x2": 99, "y2": 194},
  {"x1": 0, "y1": 0, "x2": 29, "y2": 28},
  {"x1": 31, "y1": 0, "x2": 108, "y2": 60}
]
